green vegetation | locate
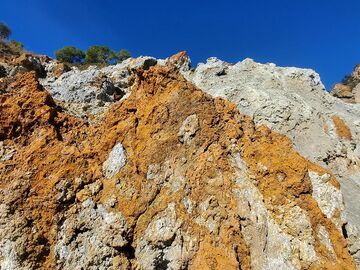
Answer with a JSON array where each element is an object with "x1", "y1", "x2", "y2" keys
[
  {"x1": 0, "y1": 23, "x2": 25, "y2": 55},
  {"x1": 8, "y1": 39, "x2": 23, "y2": 52},
  {"x1": 85, "y1": 46, "x2": 117, "y2": 64},
  {"x1": 55, "y1": 45, "x2": 131, "y2": 66},
  {"x1": 0, "y1": 22, "x2": 11, "y2": 40},
  {"x1": 117, "y1": 49, "x2": 131, "y2": 63},
  {"x1": 0, "y1": 22, "x2": 131, "y2": 67},
  {"x1": 55, "y1": 46, "x2": 85, "y2": 64}
]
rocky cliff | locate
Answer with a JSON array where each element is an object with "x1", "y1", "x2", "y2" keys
[{"x1": 0, "y1": 50, "x2": 359, "y2": 269}]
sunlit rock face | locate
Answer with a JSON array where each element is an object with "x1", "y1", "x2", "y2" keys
[
  {"x1": 0, "y1": 51, "x2": 358, "y2": 269},
  {"x1": 181, "y1": 55, "x2": 360, "y2": 264}
]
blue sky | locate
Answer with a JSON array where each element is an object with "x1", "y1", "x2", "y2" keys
[{"x1": 2, "y1": 0, "x2": 360, "y2": 89}]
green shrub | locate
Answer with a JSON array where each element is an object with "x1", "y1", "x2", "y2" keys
[
  {"x1": 55, "y1": 46, "x2": 85, "y2": 63},
  {"x1": 117, "y1": 49, "x2": 131, "y2": 63},
  {"x1": 85, "y1": 46, "x2": 117, "y2": 64},
  {"x1": 8, "y1": 39, "x2": 23, "y2": 52},
  {"x1": 0, "y1": 23, "x2": 11, "y2": 40}
]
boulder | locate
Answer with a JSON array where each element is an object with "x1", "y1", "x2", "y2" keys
[{"x1": 330, "y1": 83, "x2": 354, "y2": 100}]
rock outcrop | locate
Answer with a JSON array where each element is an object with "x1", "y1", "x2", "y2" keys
[
  {"x1": 0, "y1": 51, "x2": 359, "y2": 269},
  {"x1": 180, "y1": 55, "x2": 360, "y2": 266},
  {"x1": 331, "y1": 64, "x2": 360, "y2": 103},
  {"x1": 39, "y1": 56, "x2": 157, "y2": 119}
]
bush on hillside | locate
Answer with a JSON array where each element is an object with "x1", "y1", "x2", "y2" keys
[
  {"x1": 85, "y1": 46, "x2": 117, "y2": 64},
  {"x1": 117, "y1": 49, "x2": 131, "y2": 63},
  {"x1": 55, "y1": 46, "x2": 85, "y2": 64},
  {"x1": 0, "y1": 23, "x2": 11, "y2": 40},
  {"x1": 8, "y1": 39, "x2": 24, "y2": 52}
]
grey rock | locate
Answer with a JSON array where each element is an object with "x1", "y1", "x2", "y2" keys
[
  {"x1": 55, "y1": 178, "x2": 76, "y2": 204},
  {"x1": 135, "y1": 203, "x2": 196, "y2": 270},
  {"x1": 0, "y1": 141, "x2": 16, "y2": 161},
  {"x1": 86, "y1": 180, "x2": 103, "y2": 195},
  {"x1": 146, "y1": 164, "x2": 161, "y2": 180},
  {"x1": 55, "y1": 199, "x2": 130, "y2": 270},
  {"x1": 42, "y1": 67, "x2": 101, "y2": 103},
  {"x1": 40, "y1": 56, "x2": 157, "y2": 117},
  {"x1": 9, "y1": 65, "x2": 27, "y2": 77},
  {"x1": 346, "y1": 223, "x2": 360, "y2": 265}
]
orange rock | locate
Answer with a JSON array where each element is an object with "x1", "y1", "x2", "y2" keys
[
  {"x1": 330, "y1": 83, "x2": 354, "y2": 103},
  {"x1": 332, "y1": 115, "x2": 352, "y2": 140},
  {"x1": 52, "y1": 62, "x2": 71, "y2": 78}
]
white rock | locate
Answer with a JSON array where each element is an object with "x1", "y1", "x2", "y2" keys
[
  {"x1": 318, "y1": 225, "x2": 335, "y2": 257},
  {"x1": 308, "y1": 171, "x2": 344, "y2": 229},
  {"x1": 102, "y1": 143, "x2": 127, "y2": 179},
  {"x1": 178, "y1": 114, "x2": 199, "y2": 145}
]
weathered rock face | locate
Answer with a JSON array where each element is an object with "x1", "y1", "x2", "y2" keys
[
  {"x1": 55, "y1": 199, "x2": 130, "y2": 270},
  {"x1": 39, "y1": 56, "x2": 157, "y2": 119},
  {"x1": 0, "y1": 52, "x2": 359, "y2": 269},
  {"x1": 181, "y1": 56, "x2": 360, "y2": 264},
  {"x1": 12, "y1": 53, "x2": 46, "y2": 78}
]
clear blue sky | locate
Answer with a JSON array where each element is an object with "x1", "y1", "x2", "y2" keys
[{"x1": 3, "y1": 0, "x2": 360, "y2": 89}]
